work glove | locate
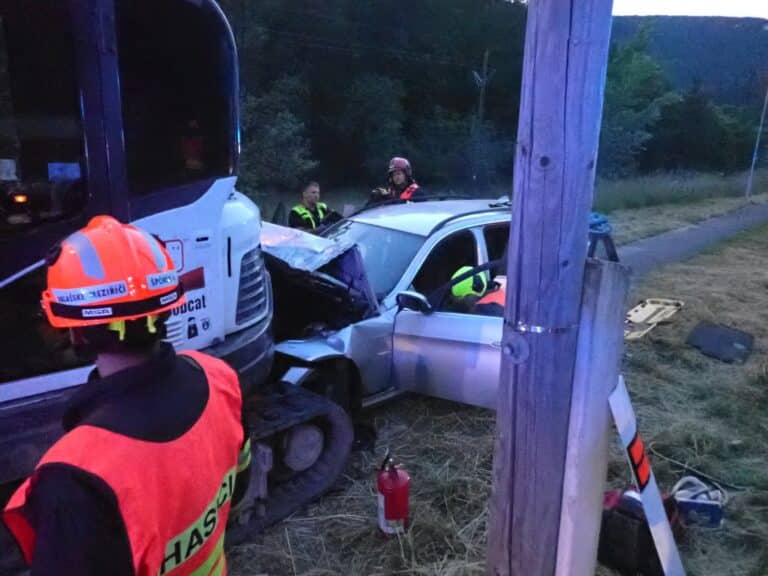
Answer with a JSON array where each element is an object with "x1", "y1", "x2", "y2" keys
[{"x1": 370, "y1": 187, "x2": 391, "y2": 200}]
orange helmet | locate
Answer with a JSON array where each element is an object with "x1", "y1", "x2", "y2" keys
[{"x1": 41, "y1": 215, "x2": 185, "y2": 328}]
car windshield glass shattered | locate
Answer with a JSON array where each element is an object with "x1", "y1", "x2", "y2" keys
[{"x1": 323, "y1": 220, "x2": 424, "y2": 300}]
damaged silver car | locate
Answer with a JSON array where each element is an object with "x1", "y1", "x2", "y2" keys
[
  {"x1": 262, "y1": 198, "x2": 520, "y2": 411},
  {"x1": 264, "y1": 199, "x2": 614, "y2": 414}
]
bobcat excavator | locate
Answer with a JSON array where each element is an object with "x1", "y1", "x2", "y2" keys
[{"x1": 0, "y1": 0, "x2": 356, "y2": 569}]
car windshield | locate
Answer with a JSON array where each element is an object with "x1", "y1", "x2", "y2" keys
[{"x1": 323, "y1": 220, "x2": 424, "y2": 300}]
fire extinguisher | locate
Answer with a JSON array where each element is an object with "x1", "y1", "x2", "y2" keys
[{"x1": 377, "y1": 451, "x2": 410, "y2": 535}]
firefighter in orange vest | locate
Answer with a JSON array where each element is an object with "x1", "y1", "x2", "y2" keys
[
  {"x1": 368, "y1": 157, "x2": 423, "y2": 205},
  {"x1": 473, "y1": 276, "x2": 506, "y2": 317},
  {"x1": 3, "y1": 216, "x2": 251, "y2": 576}
]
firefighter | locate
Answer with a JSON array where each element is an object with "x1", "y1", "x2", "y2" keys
[
  {"x1": 473, "y1": 279, "x2": 506, "y2": 316},
  {"x1": 368, "y1": 157, "x2": 422, "y2": 205},
  {"x1": 3, "y1": 215, "x2": 251, "y2": 576},
  {"x1": 447, "y1": 265, "x2": 487, "y2": 312},
  {"x1": 289, "y1": 181, "x2": 338, "y2": 232}
]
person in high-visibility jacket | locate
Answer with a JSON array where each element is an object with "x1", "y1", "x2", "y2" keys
[
  {"x1": 3, "y1": 215, "x2": 251, "y2": 576},
  {"x1": 289, "y1": 181, "x2": 336, "y2": 231},
  {"x1": 368, "y1": 157, "x2": 424, "y2": 206}
]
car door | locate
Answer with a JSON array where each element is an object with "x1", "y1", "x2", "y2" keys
[{"x1": 392, "y1": 227, "x2": 504, "y2": 410}]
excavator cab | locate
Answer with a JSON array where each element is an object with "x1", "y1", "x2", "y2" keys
[{"x1": 0, "y1": 0, "x2": 270, "y2": 500}]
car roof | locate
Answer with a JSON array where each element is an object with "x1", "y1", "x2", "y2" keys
[{"x1": 350, "y1": 199, "x2": 507, "y2": 236}]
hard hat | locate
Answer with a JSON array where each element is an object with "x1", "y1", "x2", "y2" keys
[
  {"x1": 41, "y1": 215, "x2": 184, "y2": 328},
  {"x1": 388, "y1": 157, "x2": 413, "y2": 178},
  {"x1": 451, "y1": 266, "x2": 487, "y2": 298}
]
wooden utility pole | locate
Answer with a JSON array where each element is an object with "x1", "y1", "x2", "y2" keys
[
  {"x1": 471, "y1": 48, "x2": 493, "y2": 188},
  {"x1": 487, "y1": 1, "x2": 615, "y2": 575},
  {"x1": 746, "y1": 83, "x2": 768, "y2": 199},
  {"x1": 475, "y1": 48, "x2": 492, "y2": 127}
]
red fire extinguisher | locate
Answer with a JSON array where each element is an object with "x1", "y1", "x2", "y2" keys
[{"x1": 377, "y1": 451, "x2": 410, "y2": 535}]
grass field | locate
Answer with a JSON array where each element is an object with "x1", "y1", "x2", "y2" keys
[
  {"x1": 593, "y1": 171, "x2": 768, "y2": 214},
  {"x1": 599, "y1": 170, "x2": 768, "y2": 245},
  {"x1": 230, "y1": 225, "x2": 768, "y2": 576}
]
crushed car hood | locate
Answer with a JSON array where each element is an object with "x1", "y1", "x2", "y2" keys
[
  {"x1": 260, "y1": 222, "x2": 378, "y2": 320},
  {"x1": 261, "y1": 222, "x2": 351, "y2": 271}
]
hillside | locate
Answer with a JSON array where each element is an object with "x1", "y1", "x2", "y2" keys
[{"x1": 612, "y1": 16, "x2": 768, "y2": 108}]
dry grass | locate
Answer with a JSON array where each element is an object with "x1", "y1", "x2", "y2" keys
[
  {"x1": 230, "y1": 225, "x2": 768, "y2": 576},
  {"x1": 618, "y1": 227, "x2": 768, "y2": 576},
  {"x1": 229, "y1": 399, "x2": 495, "y2": 576}
]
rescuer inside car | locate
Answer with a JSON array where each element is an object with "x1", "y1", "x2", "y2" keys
[
  {"x1": 447, "y1": 266, "x2": 487, "y2": 312},
  {"x1": 368, "y1": 156, "x2": 424, "y2": 205},
  {"x1": 3, "y1": 215, "x2": 251, "y2": 575},
  {"x1": 473, "y1": 275, "x2": 506, "y2": 316},
  {"x1": 448, "y1": 265, "x2": 506, "y2": 317}
]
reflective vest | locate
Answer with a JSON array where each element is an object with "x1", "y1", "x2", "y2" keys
[
  {"x1": 477, "y1": 287, "x2": 505, "y2": 307},
  {"x1": 399, "y1": 183, "x2": 420, "y2": 201},
  {"x1": 3, "y1": 351, "x2": 244, "y2": 576},
  {"x1": 291, "y1": 202, "x2": 327, "y2": 229}
]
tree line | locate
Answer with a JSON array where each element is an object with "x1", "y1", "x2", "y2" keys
[
  {"x1": 217, "y1": 1, "x2": 763, "y2": 195},
  {"x1": 600, "y1": 28, "x2": 758, "y2": 177}
]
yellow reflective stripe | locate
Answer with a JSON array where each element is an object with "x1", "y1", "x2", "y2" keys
[
  {"x1": 159, "y1": 467, "x2": 236, "y2": 575},
  {"x1": 291, "y1": 205, "x2": 311, "y2": 218},
  {"x1": 108, "y1": 317, "x2": 158, "y2": 340},
  {"x1": 291, "y1": 205, "x2": 317, "y2": 228},
  {"x1": 237, "y1": 438, "x2": 252, "y2": 473},
  {"x1": 188, "y1": 533, "x2": 225, "y2": 576}
]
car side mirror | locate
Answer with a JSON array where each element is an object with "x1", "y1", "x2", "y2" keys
[{"x1": 396, "y1": 291, "x2": 433, "y2": 315}]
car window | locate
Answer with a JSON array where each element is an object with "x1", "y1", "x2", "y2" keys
[
  {"x1": 484, "y1": 223, "x2": 509, "y2": 277},
  {"x1": 323, "y1": 220, "x2": 424, "y2": 300},
  {"x1": 484, "y1": 223, "x2": 509, "y2": 261},
  {"x1": 423, "y1": 259, "x2": 506, "y2": 316},
  {"x1": 412, "y1": 230, "x2": 477, "y2": 306},
  {"x1": 116, "y1": 0, "x2": 237, "y2": 195}
]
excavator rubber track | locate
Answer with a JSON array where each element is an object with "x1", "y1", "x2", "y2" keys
[{"x1": 226, "y1": 383, "x2": 354, "y2": 546}]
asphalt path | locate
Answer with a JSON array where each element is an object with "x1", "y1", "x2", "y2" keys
[{"x1": 618, "y1": 201, "x2": 768, "y2": 278}]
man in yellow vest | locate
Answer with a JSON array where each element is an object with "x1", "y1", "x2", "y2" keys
[{"x1": 289, "y1": 181, "x2": 336, "y2": 232}]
